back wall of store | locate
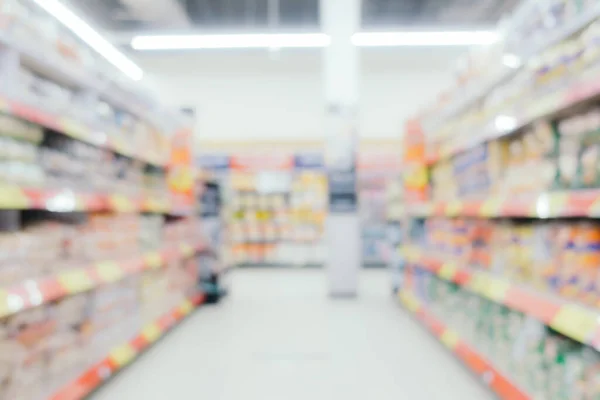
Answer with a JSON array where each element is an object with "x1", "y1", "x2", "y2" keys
[{"x1": 136, "y1": 48, "x2": 461, "y2": 143}]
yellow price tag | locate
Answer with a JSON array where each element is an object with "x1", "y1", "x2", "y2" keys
[
  {"x1": 0, "y1": 97, "x2": 9, "y2": 112},
  {"x1": 549, "y1": 192, "x2": 568, "y2": 216},
  {"x1": 58, "y1": 269, "x2": 94, "y2": 294},
  {"x1": 440, "y1": 329, "x2": 460, "y2": 350},
  {"x1": 144, "y1": 252, "x2": 163, "y2": 270},
  {"x1": 401, "y1": 246, "x2": 420, "y2": 262},
  {"x1": 438, "y1": 262, "x2": 457, "y2": 281},
  {"x1": 109, "y1": 344, "x2": 137, "y2": 368},
  {"x1": 481, "y1": 277, "x2": 510, "y2": 302},
  {"x1": 480, "y1": 198, "x2": 503, "y2": 217},
  {"x1": 179, "y1": 300, "x2": 193, "y2": 315},
  {"x1": 589, "y1": 197, "x2": 600, "y2": 217},
  {"x1": 0, "y1": 184, "x2": 30, "y2": 209},
  {"x1": 95, "y1": 261, "x2": 125, "y2": 284},
  {"x1": 141, "y1": 323, "x2": 162, "y2": 343},
  {"x1": 445, "y1": 200, "x2": 463, "y2": 217},
  {"x1": 180, "y1": 243, "x2": 194, "y2": 257},
  {"x1": 59, "y1": 118, "x2": 85, "y2": 140},
  {"x1": 468, "y1": 271, "x2": 484, "y2": 289},
  {"x1": 110, "y1": 194, "x2": 136, "y2": 213},
  {"x1": 0, "y1": 290, "x2": 10, "y2": 318},
  {"x1": 400, "y1": 291, "x2": 421, "y2": 313},
  {"x1": 111, "y1": 136, "x2": 129, "y2": 155},
  {"x1": 551, "y1": 305, "x2": 598, "y2": 344},
  {"x1": 145, "y1": 197, "x2": 168, "y2": 213}
]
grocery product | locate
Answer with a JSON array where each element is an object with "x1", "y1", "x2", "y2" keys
[
  {"x1": 225, "y1": 171, "x2": 326, "y2": 266},
  {"x1": 408, "y1": 272, "x2": 600, "y2": 399}
]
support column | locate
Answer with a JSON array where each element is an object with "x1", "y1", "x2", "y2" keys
[{"x1": 321, "y1": 0, "x2": 361, "y2": 297}]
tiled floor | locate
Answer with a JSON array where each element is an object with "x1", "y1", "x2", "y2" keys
[{"x1": 91, "y1": 269, "x2": 493, "y2": 400}]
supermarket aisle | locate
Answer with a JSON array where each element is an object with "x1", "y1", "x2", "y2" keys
[{"x1": 91, "y1": 269, "x2": 493, "y2": 400}]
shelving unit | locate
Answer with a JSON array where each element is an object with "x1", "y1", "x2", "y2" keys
[
  {"x1": 211, "y1": 152, "x2": 326, "y2": 268},
  {"x1": 399, "y1": 1, "x2": 600, "y2": 399},
  {"x1": 50, "y1": 294, "x2": 204, "y2": 400},
  {"x1": 0, "y1": 1, "x2": 204, "y2": 399},
  {"x1": 398, "y1": 290, "x2": 530, "y2": 400}
]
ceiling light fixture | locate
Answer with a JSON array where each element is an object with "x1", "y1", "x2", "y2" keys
[
  {"x1": 31, "y1": 0, "x2": 144, "y2": 81},
  {"x1": 131, "y1": 33, "x2": 331, "y2": 50},
  {"x1": 351, "y1": 31, "x2": 499, "y2": 47}
]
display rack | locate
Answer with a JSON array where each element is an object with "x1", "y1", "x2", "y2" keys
[
  {"x1": 0, "y1": 1, "x2": 204, "y2": 398},
  {"x1": 50, "y1": 294, "x2": 204, "y2": 400},
  {"x1": 398, "y1": 290, "x2": 530, "y2": 400},
  {"x1": 197, "y1": 150, "x2": 326, "y2": 268},
  {"x1": 399, "y1": 1, "x2": 600, "y2": 399}
]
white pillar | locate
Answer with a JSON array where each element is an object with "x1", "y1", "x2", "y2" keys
[{"x1": 321, "y1": 0, "x2": 361, "y2": 297}]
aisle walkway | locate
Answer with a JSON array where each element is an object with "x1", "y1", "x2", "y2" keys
[{"x1": 92, "y1": 269, "x2": 493, "y2": 400}]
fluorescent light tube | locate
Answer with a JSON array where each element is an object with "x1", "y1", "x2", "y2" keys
[
  {"x1": 351, "y1": 31, "x2": 499, "y2": 47},
  {"x1": 31, "y1": 0, "x2": 143, "y2": 81},
  {"x1": 131, "y1": 33, "x2": 331, "y2": 50}
]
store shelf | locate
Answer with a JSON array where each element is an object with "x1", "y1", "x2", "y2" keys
[
  {"x1": 50, "y1": 293, "x2": 205, "y2": 400},
  {"x1": 0, "y1": 241, "x2": 204, "y2": 320},
  {"x1": 402, "y1": 245, "x2": 600, "y2": 351},
  {"x1": 428, "y1": 62, "x2": 600, "y2": 165},
  {"x1": 426, "y1": 5, "x2": 600, "y2": 164},
  {"x1": 0, "y1": 93, "x2": 165, "y2": 166},
  {"x1": 405, "y1": 189, "x2": 600, "y2": 218},
  {"x1": 0, "y1": 185, "x2": 193, "y2": 214},
  {"x1": 398, "y1": 290, "x2": 530, "y2": 400}
]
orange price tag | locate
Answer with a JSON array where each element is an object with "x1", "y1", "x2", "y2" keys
[
  {"x1": 95, "y1": 261, "x2": 125, "y2": 284},
  {"x1": 550, "y1": 305, "x2": 598, "y2": 344},
  {"x1": 109, "y1": 344, "x2": 137, "y2": 368}
]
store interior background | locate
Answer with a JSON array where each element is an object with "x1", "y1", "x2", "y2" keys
[
  {"x1": 139, "y1": 47, "x2": 460, "y2": 142},
  {"x1": 4, "y1": 0, "x2": 580, "y2": 399}
]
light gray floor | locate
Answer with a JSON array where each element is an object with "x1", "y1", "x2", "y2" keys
[{"x1": 91, "y1": 269, "x2": 493, "y2": 400}]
